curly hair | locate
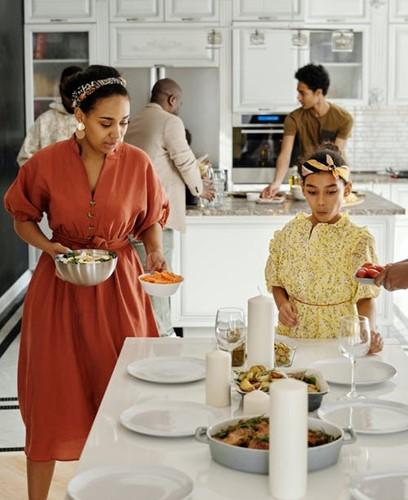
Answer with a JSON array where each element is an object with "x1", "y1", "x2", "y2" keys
[{"x1": 295, "y1": 64, "x2": 330, "y2": 95}]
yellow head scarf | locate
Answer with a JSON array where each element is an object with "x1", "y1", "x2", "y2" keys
[{"x1": 301, "y1": 154, "x2": 350, "y2": 183}]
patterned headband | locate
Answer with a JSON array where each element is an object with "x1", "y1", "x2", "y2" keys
[
  {"x1": 71, "y1": 76, "x2": 127, "y2": 108},
  {"x1": 301, "y1": 154, "x2": 350, "y2": 183}
]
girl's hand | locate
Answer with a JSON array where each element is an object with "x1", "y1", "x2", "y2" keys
[
  {"x1": 278, "y1": 300, "x2": 298, "y2": 327},
  {"x1": 146, "y1": 251, "x2": 166, "y2": 272},
  {"x1": 45, "y1": 242, "x2": 71, "y2": 258},
  {"x1": 368, "y1": 330, "x2": 384, "y2": 354}
]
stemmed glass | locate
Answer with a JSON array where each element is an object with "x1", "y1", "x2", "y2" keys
[
  {"x1": 338, "y1": 315, "x2": 371, "y2": 400},
  {"x1": 215, "y1": 308, "x2": 246, "y2": 362}
]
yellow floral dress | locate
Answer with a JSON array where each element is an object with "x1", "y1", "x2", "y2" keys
[{"x1": 265, "y1": 213, "x2": 380, "y2": 339}]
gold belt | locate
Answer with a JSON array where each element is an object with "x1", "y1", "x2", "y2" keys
[{"x1": 292, "y1": 296, "x2": 351, "y2": 307}]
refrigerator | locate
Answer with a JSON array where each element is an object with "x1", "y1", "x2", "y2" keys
[{"x1": 0, "y1": 0, "x2": 28, "y2": 303}]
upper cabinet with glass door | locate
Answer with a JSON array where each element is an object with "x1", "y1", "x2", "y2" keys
[
  {"x1": 25, "y1": 0, "x2": 96, "y2": 22},
  {"x1": 233, "y1": 0, "x2": 303, "y2": 21},
  {"x1": 24, "y1": 25, "x2": 97, "y2": 127},
  {"x1": 307, "y1": 28, "x2": 368, "y2": 104},
  {"x1": 389, "y1": 0, "x2": 408, "y2": 21},
  {"x1": 305, "y1": 0, "x2": 369, "y2": 23}
]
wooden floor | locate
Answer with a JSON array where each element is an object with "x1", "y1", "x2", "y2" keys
[{"x1": 0, "y1": 452, "x2": 77, "y2": 499}]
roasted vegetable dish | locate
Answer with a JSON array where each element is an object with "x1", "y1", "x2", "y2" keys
[
  {"x1": 274, "y1": 342, "x2": 295, "y2": 367},
  {"x1": 235, "y1": 365, "x2": 286, "y2": 393},
  {"x1": 214, "y1": 416, "x2": 338, "y2": 449},
  {"x1": 287, "y1": 371, "x2": 320, "y2": 393}
]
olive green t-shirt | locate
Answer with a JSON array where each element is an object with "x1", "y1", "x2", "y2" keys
[{"x1": 284, "y1": 103, "x2": 353, "y2": 158}]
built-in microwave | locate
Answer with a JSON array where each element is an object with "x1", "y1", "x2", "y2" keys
[{"x1": 232, "y1": 113, "x2": 298, "y2": 184}]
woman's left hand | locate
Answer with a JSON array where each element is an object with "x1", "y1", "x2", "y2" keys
[
  {"x1": 368, "y1": 330, "x2": 384, "y2": 354},
  {"x1": 146, "y1": 251, "x2": 167, "y2": 272}
]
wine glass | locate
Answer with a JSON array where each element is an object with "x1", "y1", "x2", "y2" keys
[
  {"x1": 338, "y1": 315, "x2": 371, "y2": 400},
  {"x1": 215, "y1": 308, "x2": 246, "y2": 365}
]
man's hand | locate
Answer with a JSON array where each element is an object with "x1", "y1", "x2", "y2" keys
[
  {"x1": 146, "y1": 251, "x2": 167, "y2": 272},
  {"x1": 261, "y1": 182, "x2": 280, "y2": 199},
  {"x1": 375, "y1": 261, "x2": 408, "y2": 291},
  {"x1": 368, "y1": 330, "x2": 384, "y2": 354},
  {"x1": 278, "y1": 300, "x2": 298, "y2": 327},
  {"x1": 200, "y1": 180, "x2": 215, "y2": 201}
]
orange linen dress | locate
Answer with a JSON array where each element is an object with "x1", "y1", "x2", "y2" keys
[{"x1": 4, "y1": 137, "x2": 169, "y2": 461}]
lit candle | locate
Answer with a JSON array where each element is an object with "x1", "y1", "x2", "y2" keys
[
  {"x1": 205, "y1": 350, "x2": 231, "y2": 407},
  {"x1": 247, "y1": 294, "x2": 275, "y2": 368},
  {"x1": 243, "y1": 390, "x2": 269, "y2": 415},
  {"x1": 269, "y1": 379, "x2": 308, "y2": 499}
]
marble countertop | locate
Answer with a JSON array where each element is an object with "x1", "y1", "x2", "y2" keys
[
  {"x1": 186, "y1": 191, "x2": 405, "y2": 217},
  {"x1": 352, "y1": 172, "x2": 408, "y2": 183}
]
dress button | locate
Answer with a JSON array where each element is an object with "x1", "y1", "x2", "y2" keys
[
  {"x1": 88, "y1": 225, "x2": 95, "y2": 231},
  {"x1": 90, "y1": 200, "x2": 96, "y2": 206},
  {"x1": 87, "y1": 212, "x2": 94, "y2": 218},
  {"x1": 87, "y1": 235, "x2": 92, "y2": 240}
]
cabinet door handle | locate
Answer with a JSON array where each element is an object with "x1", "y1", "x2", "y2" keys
[
  {"x1": 126, "y1": 17, "x2": 142, "y2": 22},
  {"x1": 326, "y1": 18, "x2": 345, "y2": 22},
  {"x1": 181, "y1": 17, "x2": 196, "y2": 21},
  {"x1": 50, "y1": 18, "x2": 67, "y2": 22}
]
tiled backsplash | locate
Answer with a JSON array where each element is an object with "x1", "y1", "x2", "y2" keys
[{"x1": 346, "y1": 106, "x2": 408, "y2": 171}]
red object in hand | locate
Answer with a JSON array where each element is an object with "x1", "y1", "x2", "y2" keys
[
  {"x1": 371, "y1": 264, "x2": 385, "y2": 272},
  {"x1": 362, "y1": 262, "x2": 374, "y2": 268},
  {"x1": 356, "y1": 268, "x2": 369, "y2": 278},
  {"x1": 366, "y1": 268, "x2": 380, "y2": 279}
]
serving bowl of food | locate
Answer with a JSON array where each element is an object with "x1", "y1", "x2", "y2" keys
[
  {"x1": 195, "y1": 415, "x2": 355, "y2": 474},
  {"x1": 282, "y1": 368, "x2": 329, "y2": 412},
  {"x1": 274, "y1": 336, "x2": 297, "y2": 367},
  {"x1": 55, "y1": 249, "x2": 117, "y2": 286},
  {"x1": 139, "y1": 271, "x2": 184, "y2": 297},
  {"x1": 233, "y1": 365, "x2": 287, "y2": 395}
]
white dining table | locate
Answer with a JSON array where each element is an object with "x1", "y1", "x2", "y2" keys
[{"x1": 70, "y1": 337, "x2": 408, "y2": 500}]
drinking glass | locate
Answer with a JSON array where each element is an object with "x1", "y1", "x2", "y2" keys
[
  {"x1": 215, "y1": 308, "x2": 246, "y2": 366},
  {"x1": 338, "y1": 315, "x2": 371, "y2": 400}
]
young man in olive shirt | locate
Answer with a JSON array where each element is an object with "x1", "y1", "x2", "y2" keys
[{"x1": 262, "y1": 64, "x2": 353, "y2": 198}]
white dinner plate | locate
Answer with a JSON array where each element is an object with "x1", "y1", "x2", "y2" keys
[
  {"x1": 256, "y1": 196, "x2": 285, "y2": 204},
  {"x1": 311, "y1": 358, "x2": 396, "y2": 386},
  {"x1": 350, "y1": 471, "x2": 408, "y2": 499},
  {"x1": 67, "y1": 464, "x2": 193, "y2": 500},
  {"x1": 127, "y1": 356, "x2": 206, "y2": 384},
  {"x1": 318, "y1": 399, "x2": 408, "y2": 434},
  {"x1": 120, "y1": 400, "x2": 221, "y2": 437}
]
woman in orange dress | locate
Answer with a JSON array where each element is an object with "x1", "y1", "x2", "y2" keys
[{"x1": 4, "y1": 65, "x2": 169, "y2": 500}]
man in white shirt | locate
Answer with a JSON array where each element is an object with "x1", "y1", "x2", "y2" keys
[
  {"x1": 125, "y1": 78, "x2": 213, "y2": 336},
  {"x1": 17, "y1": 65, "x2": 82, "y2": 166}
]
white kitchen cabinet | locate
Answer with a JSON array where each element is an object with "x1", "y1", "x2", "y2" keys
[
  {"x1": 232, "y1": 0, "x2": 303, "y2": 21},
  {"x1": 390, "y1": 184, "x2": 408, "y2": 211},
  {"x1": 24, "y1": 24, "x2": 99, "y2": 127},
  {"x1": 233, "y1": 28, "x2": 303, "y2": 112},
  {"x1": 389, "y1": 0, "x2": 408, "y2": 22},
  {"x1": 25, "y1": 0, "x2": 96, "y2": 23},
  {"x1": 388, "y1": 25, "x2": 408, "y2": 105},
  {"x1": 165, "y1": 0, "x2": 219, "y2": 22},
  {"x1": 305, "y1": 0, "x2": 369, "y2": 23},
  {"x1": 306, "y1": 27, "x2": 369, "y2": 105},
  {"x1": 109, "y1": 0, "x2": 163, "y2": 22},
  {"x1": 172, "y1": 215, "x2": 394, "y2": 331},
  {"x1": 110, "y1": 26, "x2": 219, "y2": 67}
]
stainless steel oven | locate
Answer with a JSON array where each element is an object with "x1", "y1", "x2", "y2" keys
[{"x1": 232, "y1": 113, "x2": 290, "y2": 184}]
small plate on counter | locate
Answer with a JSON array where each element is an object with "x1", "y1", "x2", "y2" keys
[
  {"x1": 120, "y1": 400, "x2": 222, "y2": 437},
  {"x1": 311, "y1": 357, "x2": 396, "y2": 386},
  {"x1": 256, "y1": 195, "x2": 286, "y2": 204},
  {"x1": 67, "y1": 465, "x2": 193, "y2": 500},
  {"x1": 127, "y1": 356, "x2": 205, "y2": 384}
]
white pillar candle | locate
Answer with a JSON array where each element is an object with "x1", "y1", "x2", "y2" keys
[
  {"x1": 247, "y1": 294, "x2": 275, "y2": 368},
  {"x1": 205, "y1": 350, "x2": 231, "y2": 407},
  {"x1": 269, "y1": 379, "x2": 308, "y2": 500},
  {"x1": 243, "y1": 389, "x2": 269, "y2": 415}
]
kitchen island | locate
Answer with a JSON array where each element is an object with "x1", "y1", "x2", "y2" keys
[{"x1": 171, "y1": 192, "x2": 404, "y2": 333}]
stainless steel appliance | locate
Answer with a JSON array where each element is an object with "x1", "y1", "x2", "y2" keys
[{"x1": 232, "y1": 113, "x2": 296, "y2": 184}]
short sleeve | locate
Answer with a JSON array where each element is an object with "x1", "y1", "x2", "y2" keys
[
  {"x1": 336, "y1": 115, "x2": 353, "y2": 140},
  {"x1": 283, "y1": 114, "x2": 297, "y2": 137},
  {"x1": 351, "y1": 229, "x2": 380, "y2": 302},
  {"x1": 3, "y1": 157, "x2": 48, "y2": 222},
  {"x1": 132, "y1": 160, "x2": 169, "y2": 239},
  {"x1": 265, "y1": 229, "x2": 284, "y2": 291}
]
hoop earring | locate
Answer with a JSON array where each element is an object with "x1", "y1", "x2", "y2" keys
[{"x1": 75, "y1": 122, "x2": 85, "y2": 140}]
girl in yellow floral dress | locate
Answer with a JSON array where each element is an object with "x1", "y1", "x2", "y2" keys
[{"x1": 265, "y1": 145, "x2": 383, "y2": 352}]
